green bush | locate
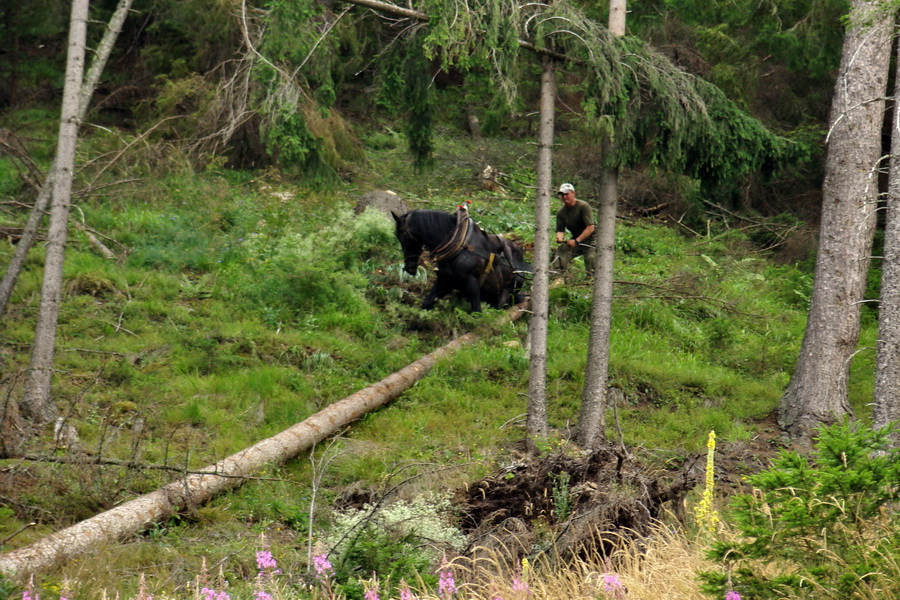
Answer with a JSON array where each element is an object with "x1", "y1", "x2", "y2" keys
[
  {"x1": 323, "y1": 495, "x2": 463, "y2": 599},
  {"x1": 222, "y1": 208, "x2": 397, "y2": 326},
  {"x1": 702, "y1": 420, "x2": 900, "y2": 599}
]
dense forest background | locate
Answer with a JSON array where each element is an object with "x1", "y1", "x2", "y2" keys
[
  {"x1": 4, "y1": 0, "x2": 898, "y2": 599},
  {"x1": 1, "y1": 0, "x2": 846, "y2": 217}
]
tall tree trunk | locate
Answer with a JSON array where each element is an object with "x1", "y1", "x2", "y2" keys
[
  {"x1": 777, "y1": 0, "x2": 892, "y2": 441},
  {"x1": 0, "y1": 0, "x2": 133, "y2": 320},
  {"x1": 19, "y1": 0, "x2": 91, "y2": 424},
  {"x1": 576, "y1": 0, "x2": 625, "y2": 449},
  {"x1": 526, "y1": 57, "x2": 555, "y2": 454},
  {"x1": 873, "y1": 39, "x2": 900, "y2": 444},
  {"x1": 0, "y1": 313, "x2": 525, "y2": 576}
]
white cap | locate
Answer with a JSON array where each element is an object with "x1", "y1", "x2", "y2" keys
[{"x1": 558, "y1": 183, "x2": 575, "y2": 194}]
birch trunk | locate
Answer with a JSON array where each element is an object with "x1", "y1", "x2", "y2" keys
[
  {"x1": 873, "y1": 40, "x2": 900, "y2": 444},
  {"x1": 777, "y1": 0, "x2": 892, "y2": 441},
  {"x1": 19, "y1": 0, "x2": 91, "y2": 424},
  {"x1": 0, "y1": 309, "x2": 526, "y2": 576},
  {"x1": 526, "y1": 57, "x2": 555, "y2": 454},
  {"x1": 576, "y1": 0, "x2": 625, "y2": 449},
  {"x1": 0, "y1": 0, "x2": 133, "y2": 320}
]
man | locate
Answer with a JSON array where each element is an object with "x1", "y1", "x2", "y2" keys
[{"x1": 554, "y1": 182, "x2": 597, "y2": 276}]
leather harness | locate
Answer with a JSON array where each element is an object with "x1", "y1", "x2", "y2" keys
[{"x1": 410, "y1": 206, "x2": 530, "y2": 286}]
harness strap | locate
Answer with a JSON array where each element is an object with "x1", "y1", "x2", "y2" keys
[
  {"x1": 478, "y1": 252, "x2": 496, "y2": 285},
  {"x1": 431, "y1": 209, "x2": 472, "y2": 262}
]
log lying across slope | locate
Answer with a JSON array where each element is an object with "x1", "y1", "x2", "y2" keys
[{"x1": 0, "y1": 304, "x2": 527, "y2": 576}]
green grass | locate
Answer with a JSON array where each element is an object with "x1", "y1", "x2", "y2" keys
[{"x1": 0, "y1": 110, "x2": 877, "y2": 595}]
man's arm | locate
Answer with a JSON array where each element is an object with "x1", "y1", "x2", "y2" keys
[{"x1": 575, "y1": 224, "x2": 595, "y2": 243}]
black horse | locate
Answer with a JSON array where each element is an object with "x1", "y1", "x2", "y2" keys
[{"x1": 392, "y1": 208, "x2": 530, "y2": 312}]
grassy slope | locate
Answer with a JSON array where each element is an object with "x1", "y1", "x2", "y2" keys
[{"x1": 0, "y1": 111, "x2": 879, "y2": 596}]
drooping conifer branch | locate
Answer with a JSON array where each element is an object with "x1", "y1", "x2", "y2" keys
[{"x1": 339, "y1": 0, "x2": 807, "y2": 182}]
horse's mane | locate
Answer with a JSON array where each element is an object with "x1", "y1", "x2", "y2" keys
[{"x1": 409, "y1": 209, "x2": 456, "y2": 237}]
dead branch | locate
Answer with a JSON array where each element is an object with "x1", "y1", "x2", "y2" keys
[
  {"x1": 0, "y1": 129, "x2": 44, "y2": 187},
  {"x1": 10, "y1": 454, "x2": 291, "y2": 480},
  {"x1": 0, "y1": 523, "x2": 37, "y2": 547},
  {"x1": 82, "y1": 116, "x2": 184, "y2": 185},
  {"x1": 613, "y1": 279, "x2": 758, "y2": 317}
]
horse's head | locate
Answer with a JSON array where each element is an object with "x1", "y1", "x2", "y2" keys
[{"x1": 392, "y1": 211, "x2": 423, "y2": 275}]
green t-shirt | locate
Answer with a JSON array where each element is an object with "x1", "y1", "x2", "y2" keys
[{"x1": 556, "y1": 199, "x2": 596, "y2": 241}]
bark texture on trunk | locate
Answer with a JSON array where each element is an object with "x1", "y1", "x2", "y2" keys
[
  {"x1": 778, "y1": 0, "x2": 892, "y2": 441},
  {"x1": 577, "y1": 149, "x2": 617, "y2": 448},
  {"x1": 526, "y1": 58, "x2": 555, "y2": 454},
  {"x1": 0, "y1": 309, "x2": 526, "y2": 576},
  {"x1": 19, "y1": 0, "x2": 91, "y2": 424},
  {"x1": 0, "y1": 0, "x2": 133, "y2": 319},
  {"x1": 873, "y1": 39, "x2": 900, "y2": 443},
  {"x1": 576, "y1": 0, "x2": 625, "y2": 449}
]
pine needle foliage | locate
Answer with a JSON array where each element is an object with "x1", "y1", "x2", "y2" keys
[
  {"x1": 702, "y1": 421, "x2": 900, "y2": 599},
  {"x1": 536, "y1": 2, "x2": 808, "y2": 182},
  {"x1": 413, "y1": 0, "x2": 807, "y2": 182},
  {"x1": 374, "y1": 31, "x2": 436, "y2": 169},
  {"x1": 251, "y1": 0, "x2": 368, "y2": 181},
  {"x1": 663, "y1": 0, "x2": 848, "y2": 81}
]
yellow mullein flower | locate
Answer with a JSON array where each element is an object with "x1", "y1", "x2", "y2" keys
[{"x1": 694, "y1": 430, "x2": 720, "y2": 535}]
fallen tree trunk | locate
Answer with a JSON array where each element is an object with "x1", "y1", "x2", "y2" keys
[{"x1": 0, "y1": 303, "x2": 527, "y2": 576}]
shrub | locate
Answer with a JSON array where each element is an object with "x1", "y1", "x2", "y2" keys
[
  {"x1": 228, "y1": 209, "x2": 387, "y2": 323},
  {"x1": 322, "y1": 495, "x2": 465, "y2": 598},
  {"x1": 702, "y1": 420, "x2": 900, "y2": 599}
]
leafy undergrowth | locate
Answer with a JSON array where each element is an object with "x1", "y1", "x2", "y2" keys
[{"x1": 0, "y1": 109, "x2": 879, "y2": 598}]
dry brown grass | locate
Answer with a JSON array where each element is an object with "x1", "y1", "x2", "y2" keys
[{"x1": 423, "y1": 520, "x2": 714, "y2": 600}]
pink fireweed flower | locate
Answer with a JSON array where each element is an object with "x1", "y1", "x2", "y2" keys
[
  {"x1": 438, "y1": 570, "x2": 457, "y2": 598},
  {"x1": 23, "y1": 574, "x2": 38, "y2": 600},
  {"x1": 600, "y1": 573, "x2": 625, "y2": 599},
  {"x1": 202, "y1": 587, "x2": 230, "y2": 600},
  {"x1": 364, "y1": 587, "x2": 380, "y2": 600},
  {"x1": 313, "y1": 553, "x2": 334, "y2": 580},
  {"x1": 254, "y1": 591, "x2": 272, "y2": 600},
  {"x1": 602, "y1": 573, "x2": 623, "y2": 591},
  {"x1": 137, "y1": 573, "x2": 153, "y2": 600},
  {"x1": 511, "y1": 577, "x2": 530, "y2": 595},
  {"x1": 725, "y1": 592, "x2": 741, "y2": 600},
  {"x1": 256, "y1": 550, "x2": 279, "y2": 572},
  {"x1": 399, "y1": 583, "x2": 418, "y2": 600}
]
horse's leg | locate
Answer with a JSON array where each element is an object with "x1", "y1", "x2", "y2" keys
[
  {"x1": 422, "y1": 273, "x2": 454, "y2": 310},
  {"x1": 463, "y1": 275, "x2": 482, "y2": 312}
]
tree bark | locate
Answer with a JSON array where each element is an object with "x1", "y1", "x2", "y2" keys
[
  {"x1": 526, "y1": 57, "x2": 555, "y2": 454},
  {"x1": 19, "y1": 0, "x2": 91, "y2": 424},
  {"x1": 777, "y1": 0, "x2": 892, "y2": 441},
  {"x1": 0, "y1": 0, "x2": 133, "y2": 320},
  {"x1": 0, "y1": 309, "x2": 526, "y2": 576},
  {"x1": 576, "y1": 0, "x2": 625, "y2": 449},
  {"x1": 873, "y1": 39, "x2": 900, "y2": 444},
  {"x1": 577, "y1": 143, "x2": 617, "y2": 448}
]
